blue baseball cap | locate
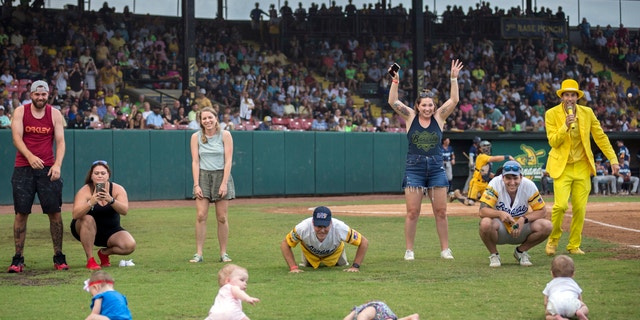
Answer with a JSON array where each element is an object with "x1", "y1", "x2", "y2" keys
[
  {"x1": 502, "y1": 161, "x2": 522, "y2": 176},
  {"x1": 312, "y1": 206, "x2": 332, "y2": 227}
]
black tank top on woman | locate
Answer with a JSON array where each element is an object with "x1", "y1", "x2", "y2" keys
[{"x1": 406, "y1": 116, "x2": 443, "y2": 156}]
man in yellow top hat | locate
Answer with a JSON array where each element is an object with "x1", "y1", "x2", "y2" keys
[{"x1": 544, "y1": 79, "x2": 619, "y2": 256}]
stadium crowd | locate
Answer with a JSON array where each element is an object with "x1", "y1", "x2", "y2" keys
[{"x1": 0, "y1": 1, "x2": 639, "y2": 133}]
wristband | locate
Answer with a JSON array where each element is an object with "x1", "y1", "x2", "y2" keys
[
  {"x1": 450, "y1": 78, "x2": 457, "y2": 81},
  {"x1": 523, "y1": 217, "x2": 529, "y2": 224},
  {"x1": 504, "y1": 154, "x2": 511, "y2": 159},
  {"x1": 193, "y1": 184, "x2": 199, "y2": 188},
  {"x1": 109, "y1": 197, "x2": 115, "y2": 205},
  {"x1": 392, "y1": 80, "x2": 399, "y2": 83},
  {"x1": 289, "y1": 265, "x2": 298, "y2": 271},
  {"x1": 352, "y1": 263, "x2": 360, "y2": 269}
]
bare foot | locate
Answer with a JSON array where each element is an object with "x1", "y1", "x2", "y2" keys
[{"x1": 575, "y1": 310, "x2": 588, "y2": 320}]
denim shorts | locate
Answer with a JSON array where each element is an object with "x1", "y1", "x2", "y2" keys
[{"x1": 402, "y1": 154, "x2": 449, "y2": 190}]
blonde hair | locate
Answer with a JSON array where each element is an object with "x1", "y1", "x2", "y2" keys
[
  {"x1": 198, "y1": 106, "x2": 220, "y2": 143},
  {"x1": 551, "y1": 255, "x2": 575, "y2": 278},
  {"x1": 217, "y1": 264, "x2": 247, "y2": 287},
  {"x1": 89, "y1": 270, "x2": 115, "y2": 289}
]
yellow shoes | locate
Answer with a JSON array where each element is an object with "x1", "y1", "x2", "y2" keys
[
  {"x1": 568, "y1": 248, "x2": 585, "y2": 255},
  {"x1": 546, "y1": 238, "x2": 585, "y2": 255},
  {"x1": 545, "y1": 239, "x2": 558, "y2": 256}
]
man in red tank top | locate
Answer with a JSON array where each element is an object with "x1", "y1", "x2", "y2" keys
[{"x1": 8, "y1": 80, "x2": 68, "y2": 273}]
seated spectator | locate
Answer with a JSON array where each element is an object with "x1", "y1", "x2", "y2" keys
[
  {"x1": 592, "y1": 156, "x2": 617, "y2": 195},
  {"x1": 271, "y1": 98, "x2": 285, "y2": 118},
  {"x1": 87, "y1": 105, "x2": 102, "y2": 126},
  {"x1": 156, "y1": 105, "x2": 172, "y2": 125},
  {"x1": 102, "y1": 105, "x2": 117, "y2": 128},
  {"x1": 139, "y1": 101, "x2": 152, "y2": 120},
  {"x1": 311, "y1": 113, "x2": 328, "y2": 131},
  {"x1": 375, "y1": 110, "x2": 390, "y2": 128},
  {"x1": 617, "y1": 163, "x2": 639, "y2": 195},
  {"x1": 366, "y1": 62, "x2": 382, "y2": 83},
  {"x1": 110, "y1": 111, "x2": 128, "y2": 129},
  {"x1": 129, "y1": 111, "x2": 146, "y2": 129},
  {"x1": 0, "y1": 106, "x2": 11, "y2": 129},
  {"x1": 146, "y1": 105, "x2": 164, "y2": 129},
  {"x1": 69, "y1": 113, "x2": 88, "y2": 130},
  {"x1": 176, "y1": 106, "x2": 190, "y2": 125},
  {"x1": 104, "y1": 89, "x2": 121, "y2": 108},
  {"x1": 220, "y1": 113, "x2": 235, "y2": 131},
  {"x1": 282, "y1": 96, "x2": 296, "y2": 117},
  {"x1": 258, "y1": 116, "x2": 272, "y2": 131},
  {"x1": 1, "y1": 68, "x2": 15, "y2": 86}
]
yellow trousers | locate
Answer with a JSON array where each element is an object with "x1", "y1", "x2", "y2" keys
[{"x1": 549, "y1": 161, "x2": 592, "y2": 250}]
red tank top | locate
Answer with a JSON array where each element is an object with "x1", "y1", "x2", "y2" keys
[{"x1": 15, "y1": 104, "x2": 56, "y2": 167}]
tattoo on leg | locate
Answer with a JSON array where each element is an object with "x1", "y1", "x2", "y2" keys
[
  {"x1": 14, "y1": 227, "x2": 26, "y2": 255},
  {"x1": 51, "y1": 220, "x2": 64, "y2": 253}
]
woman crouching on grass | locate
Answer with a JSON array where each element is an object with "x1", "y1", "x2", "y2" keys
[
  {"x1": 189, "y1": 106, "x2": 236, "y2": 263},
  {"x1": 71, "y1": 161, "x2": 136, "y2": 270}
]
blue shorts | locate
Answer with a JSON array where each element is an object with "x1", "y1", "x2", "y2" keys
[{"x1": 402, "y1": 154, "x2": 449, "y2": 190}]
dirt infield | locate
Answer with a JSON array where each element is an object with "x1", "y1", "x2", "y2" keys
[{"x1": 2, "y1": 195, "x2": 638, "y2": 254}]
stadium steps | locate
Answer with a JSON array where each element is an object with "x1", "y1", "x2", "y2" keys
[
  {"x1": 574, "y1": 49, "x2": 631, "y2": 89},
  {"x1": 310, "y1": 74, "x2": 383, "y2": 116}
]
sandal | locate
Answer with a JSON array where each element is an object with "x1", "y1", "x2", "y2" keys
[{"x1": 189, "y1": 254, "x2": 203, "y2": 263}]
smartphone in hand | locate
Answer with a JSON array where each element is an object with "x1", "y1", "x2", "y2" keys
[
  {"x1": 388, "y1": 63, "x2": 400, "y2": 77},
  {"x1": 95, "y1": 183, "x2": 105, "y2": 193}
]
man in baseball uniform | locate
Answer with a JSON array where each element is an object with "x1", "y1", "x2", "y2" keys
[
  {"x1": 478, "y1": 161, "x2": 552, "y2": 267},
  {"x1": 281, "y1": 206, "x2": 368, "y2": 273}
]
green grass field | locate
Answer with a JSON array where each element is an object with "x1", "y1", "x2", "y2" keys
[{"x1": 1, "y1": 196, "x2": 638, "y2": 319}]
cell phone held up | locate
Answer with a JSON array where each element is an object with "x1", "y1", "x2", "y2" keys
[
  {"x1": 95, "y1": 183, "x2": 105, "y2": 194},
  {"x1": 388, "y1": 63, "x2": 400, "y2": 77}
]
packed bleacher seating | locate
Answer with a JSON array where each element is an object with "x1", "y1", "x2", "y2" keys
[{"x1": 0, "y1": 1, "x2": 638, "y2": 134}]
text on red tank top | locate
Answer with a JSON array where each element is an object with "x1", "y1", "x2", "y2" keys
[{"x1": 15, "y1": 104, "x2": 56, "y2": 167}]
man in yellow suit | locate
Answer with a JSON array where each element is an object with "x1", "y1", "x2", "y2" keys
[{"x1": 545, "y1": 79, "x2": 619, "y2": 255}]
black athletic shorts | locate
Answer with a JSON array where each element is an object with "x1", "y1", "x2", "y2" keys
[
  {"x1": 70, "y1": 218, "x2": 125, "y2": 248},
  {"x1": 12, "y1": 166, "x2": 63, "y2": 214}
]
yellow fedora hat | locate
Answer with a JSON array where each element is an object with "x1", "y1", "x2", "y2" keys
[{"x1": 556, "y1": 79, "x2": 584, "y2": 99}]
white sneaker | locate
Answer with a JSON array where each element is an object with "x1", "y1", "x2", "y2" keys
[
  {"x1": 489, "y1": 253, "x2": 501, "y2": 267},
  {"x1": 513, "y1": 248, "x2": 532, "y2": 266},
  {"x1": 404, "y1": 250, "x2": 415, "y2": 261},
  {"x1": 440, "y1": 248, "x2": 454, "y2": 260},
  {"x1": 119, "y1": 259, "x2": 135, "y2": 267}
]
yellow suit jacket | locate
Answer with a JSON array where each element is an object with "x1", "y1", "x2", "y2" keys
[{"x1": 545, "y1": 103, "x2": 618, "y2": 179}]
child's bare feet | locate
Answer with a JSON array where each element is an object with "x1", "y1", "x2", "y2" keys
[{"x1": 575, "y1": 310, "x2": 588, "y2": 320}]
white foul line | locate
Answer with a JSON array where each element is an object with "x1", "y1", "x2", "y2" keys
[{"x1": 582, "y1": 216, "x2": 640, "y2": 233}]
